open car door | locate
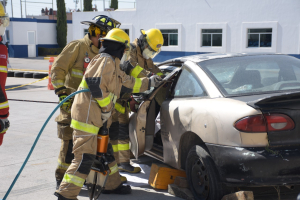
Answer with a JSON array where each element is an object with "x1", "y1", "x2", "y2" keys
[{"x1": 129, "y1": 68, "x2": 181, "y2": 158}]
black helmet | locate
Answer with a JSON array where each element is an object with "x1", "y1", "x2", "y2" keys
[{"x1": 81, "y1": 15, "x2": 121, "y2": 33}]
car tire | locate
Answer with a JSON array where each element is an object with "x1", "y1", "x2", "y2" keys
[
  {"x1": 33, "y1": 73, "x2": 48, "y2": 79},
  {"x1": 24, "y1": 72, "x2": 33, "y2": 78},
  {"x1": 186, "y1": 145, "x2": 224, "y2": 200},
  {"x1": 14, "y1": 71, "x2": 24, "y2": 78},
  {"x1": 7, "y1": 71, "x2": 14, "y2": 77}
]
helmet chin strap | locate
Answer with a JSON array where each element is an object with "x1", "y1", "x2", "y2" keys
[{"x1": 98, "y1": 40, "x2": 101, "y2": 49}]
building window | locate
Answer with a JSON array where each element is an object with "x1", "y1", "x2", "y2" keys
[
  {"x1": 161, "y1": 29, "x2": 178, "y2": 46},
  {"x1": 248, "y1": 28, "x2": 272, "y2": 47},
  {"x1": 84, "y1": 29, "x2": 89, "y2": 36},
  {"x1": 201, "y1": 29, "x2": 222, "y2": 47},
  {"x1": 5, "y1": 30, "x2": 9, "y2": 43},
  {"x1": 122, "y1": 29, "x2": 129, "y2": 36}
]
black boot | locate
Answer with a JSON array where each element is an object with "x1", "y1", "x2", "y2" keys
[
  {"x1": 102, "y1": 184, "x2": 131, "y2": 194},
  {"x1": 118, "y1": 162, "x2": 141, "y2": 173},
  {"x1": 54, "y1": 192, "x2": 75, "y2": 200}
]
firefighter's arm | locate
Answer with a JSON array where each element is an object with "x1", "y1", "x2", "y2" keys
[
  {"x1": 51, "y1": 41, "x2": 80, "y2": 95},
  {"x1": 119, "y1": 70, "x2": 150, "y2": 93},
  {"x1": 146, "y1": 58, "x2": 164, "y2": 76}
]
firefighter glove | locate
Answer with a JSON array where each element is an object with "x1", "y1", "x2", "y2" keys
[
  {"x1": 120, "y1": 60, "x2": 134, "y2": 75},
  {"x1": 0, "y1": 118, "x2": 10, "y2": 133},
  {"x1": 58, "y1": 93, "x2": 73, "y2": 113},
  {"x1": 101, "y1": 111, "x2": 111, "y2": 123},
  {"x1": 149, "y1": 75, "x2": 163, "y2": 87}
]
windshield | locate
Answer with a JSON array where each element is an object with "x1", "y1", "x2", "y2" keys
[{"x1": 199, "y1": 55, "x2": 300, "y2": 97}]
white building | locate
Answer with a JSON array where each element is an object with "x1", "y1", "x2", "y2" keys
[
  {"x1": 6, "y1": 0, "x2": 300, "y2": 62},
  {"x1": 73, "y1": 0, "x2": 300, "y2": 62},
  {"x1": 6, "y1": 18, "x2": 72, "y2": 57}
]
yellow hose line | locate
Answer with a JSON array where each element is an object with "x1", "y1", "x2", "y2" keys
[{"x1": 5, "y1": 76, "x2": 49, "y2": 91}]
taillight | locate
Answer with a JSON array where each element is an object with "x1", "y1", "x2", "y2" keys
[
  {"x1": 234, "y1": 115, "x2": 267, "y2": 132},
  {"x1": 234, "y1": 114, "x2": 294, "y2": 132},
  {"x1": 264, "y1": 114, "x2": 295, "y2": 131}
]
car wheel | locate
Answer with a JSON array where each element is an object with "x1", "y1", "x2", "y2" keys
[
  {"x1": 7, "y1": 71, "x2": 14, "y2": 77},
  {"x1": 33, "y1": 73, "x2": 48, "y2": 79},
  {"x1": 14, "y1": 71, "x2": 24, "y2": 78},
  {"x1": 24, "y1": 72, "x2": 33, "y2": 78},
  {"x1": 186, "y1": 145, "x2": 224, "y2": 200}
]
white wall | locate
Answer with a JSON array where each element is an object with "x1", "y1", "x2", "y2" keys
[
  {"x1": 72, "y1": 0, "x2": 300, "y2": 54},
  {"x1": 7, "y1": 20, "x2": 73, "y2": 46}
]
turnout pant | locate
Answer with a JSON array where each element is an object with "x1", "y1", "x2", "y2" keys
[
  {"x1": 56, "y1": 129, "x2": 122, "y2": 200},
  {"x1": 55, "y1": 108, "x2": 74, "y2": 182},
  {"x1": 110, "y1": 107, "x2": 130, "y2": 164}
]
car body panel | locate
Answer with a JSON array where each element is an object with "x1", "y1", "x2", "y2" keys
[
  {"x1": 129, "y1": 53, "x2": 300, "y2": 186},
  {"x1": 161, "y1": 97, "x2": 265, "y2": 169}
]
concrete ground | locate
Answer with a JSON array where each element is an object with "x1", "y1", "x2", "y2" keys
[{"x1": 0, "y1": 58, "x2": 299, "y2": 200}]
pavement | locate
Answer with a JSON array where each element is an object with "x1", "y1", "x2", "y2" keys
[
  {"x1": 0, "y1": 58, "x2": 300, "y2": 200},
  {"x1": 0, "y1": 58, "x2": 180, "y2": 200}
]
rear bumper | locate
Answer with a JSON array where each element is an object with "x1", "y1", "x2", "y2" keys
[{"x1": 206, "y1": 143, "x2": 300, "y2": 187}]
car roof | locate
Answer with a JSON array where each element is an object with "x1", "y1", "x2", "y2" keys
[{"x1": 159, "y1": 52, "x2": 288, "y2": 66}]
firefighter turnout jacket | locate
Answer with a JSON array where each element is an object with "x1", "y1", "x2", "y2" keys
[
  {"x1": 51, "y1": 34, "x2": 99, "y2": 96},
  {"x1": 0, "y1": 41, "x2": 9, "y2": 141}
]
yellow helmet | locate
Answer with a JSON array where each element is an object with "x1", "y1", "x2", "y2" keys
[
  {"x1": 141, "y1": 29, "x2": 163, "y2": 52},
  {"x1": 0, "y1": 3, "x2": 9, "y2": 29},
  {"x1": 102, "y1": 28, "x2": 130, "y2": 49},
  {"x1": 0, "y1": 3, "x2": 5, "y2": 17}
]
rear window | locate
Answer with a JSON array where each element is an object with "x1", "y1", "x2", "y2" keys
[{"x1": 199, "y1": 55, "x2": 300, "y2": 97}]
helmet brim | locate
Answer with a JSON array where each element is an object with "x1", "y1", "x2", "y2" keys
[
  {"x1": 81, "y1": 20, "x2": 110, "y2": 31},
  {"x1": 101, "y1": 38, "x2": 129, "y2": 49}
]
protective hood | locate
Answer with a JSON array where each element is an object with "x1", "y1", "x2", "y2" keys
[{"x1": 99, "y1": 40, "x2": 125, "y2": 60}]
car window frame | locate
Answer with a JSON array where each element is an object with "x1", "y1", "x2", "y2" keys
[{"x1": 169, "y1": 64, "x2": 208, "y2": 99}]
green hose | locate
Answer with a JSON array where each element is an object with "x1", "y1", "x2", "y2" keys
[{"x1": 0, "y1": 89, "x2": 89, "y2": 200}]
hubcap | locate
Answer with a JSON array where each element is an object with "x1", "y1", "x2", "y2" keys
[{"x1": 191, "y1": 158, "x2": 209, "y2": 199}]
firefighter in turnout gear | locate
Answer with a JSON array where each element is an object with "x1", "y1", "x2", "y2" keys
[
  {"x1": 54, "y1": 28, "x2": 162, "y2": 200},
  {"x1": 111, "y1": 28, "x2": 164, "y2": 173},
  {"x1": 51, "y1": 15, "x2": 120, "y2": 190},
  {"x1": 0, "y1": 2, "x2": 9, "y2": 146}
]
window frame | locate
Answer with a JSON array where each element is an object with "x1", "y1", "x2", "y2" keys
[
  {"x1": 201, "y1": 29, "x2": 223, "y2": 47},
  {"x1": 161, "y1": 29, "x2": 178, "y2": 46},
  {"x1": 241, "y1": 22, "x2": 278, "y2": 53},
  {"x1": 156, "y1": 23, "x2": 182, "y2": 51},
  {"x1": 196, "y1": 23, "x2": 227, "y2": 53},
  {"x1": 170, "y1": 64, "x2": 208, "y2": 99},
  {"x1": 247, "y1": 28, "x2": 272, "y2": 48}
]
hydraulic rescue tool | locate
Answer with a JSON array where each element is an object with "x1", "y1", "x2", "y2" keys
[{"x1": 86, "y1": 121, "x2": 115, "y2": 200}]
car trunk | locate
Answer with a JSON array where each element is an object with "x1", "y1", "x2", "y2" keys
[{"x1": 247, "y1": 92, "x2": 300, "y2": 146}]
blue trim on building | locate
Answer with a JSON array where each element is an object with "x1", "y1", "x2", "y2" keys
[
  {"x1": 8, "y1": 45, "x2": 28, "y2": 58},
  {"x1": 290, "y1": 54, "x2": 300, "y2": 59},
  {"x1": 10, "y1": 18, "x2": 72, "y2": 24}
]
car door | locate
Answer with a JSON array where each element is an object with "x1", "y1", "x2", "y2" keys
[
  {"x1": 160, "y1": 64, "x2": 209, "y2": 168},
  {"x1": 129, "y1": 68, "x2": 181, "y2": 158}
]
